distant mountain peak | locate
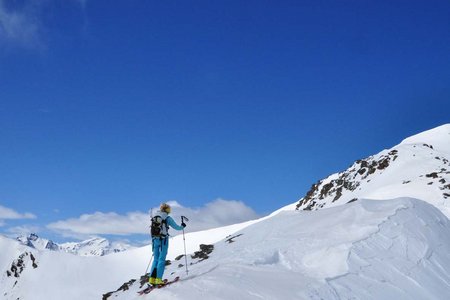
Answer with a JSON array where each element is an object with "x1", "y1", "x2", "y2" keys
[
  {"x1": 16, "y1": 233, "x2": 132, "y2": 256},
  {"x1": 16, "y1": 233, "x2": 59, "y2": 251}
]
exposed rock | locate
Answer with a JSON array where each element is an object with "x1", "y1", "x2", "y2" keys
[
  {"x1": 295, "y1": 148, "x2": 414, "y2": 211},
  {"x1": 30, "y1": 253, "x2": 37, "y2": 269},
  {"x1": 320, "y1": 182, "x2": 334, "y2": 198},
  {"x1": 139, "y1": 274, "x2": 149, "y2": 287},
  {"x1": 426, "y1": 172, "x2": 439, "y2": 179},
  {"x1": 333, "y1": 187, "x2": 343, "y2": 202},
  {"x1": 191, "y1": 244, "x2": 214, "y2": 261},
  {"x1": 7, "y1": 252, "x2": 36, "y2": 278},
  {"x1": 377, "y1": 158, "x2": 390, "y2": 170},
  {"x1": 102, "y1": 279, "x2": 136, "y2": 300},
  {"x1": 225, "y1": 234, "x2": 243, "y2": 244},
  {"x1": 175, "y1": 254, "x2": 185, "y2": 261}
]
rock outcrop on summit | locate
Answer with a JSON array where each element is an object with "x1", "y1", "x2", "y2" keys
[{"x1": 296, "y1": 124, "x2": 450, "y2": 217}]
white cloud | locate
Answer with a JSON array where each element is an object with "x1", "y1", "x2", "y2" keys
[
  {"x1": 6, "y1": 224, "x2": 41, "y2": 236},
  {"x1": 0, "y1": 0, "x2": 88, "y2": 49},
  {"x1": 47, "y1": 199, "x2": 260, "y2": 239},
  {"x1": 48, "y1": 211, "x2": 148, "y2": 237},
  {"x1": 0, "y1": 0, "x2": 42, "y2": 48},
  {"x1": 167, "y1": 199, "x2": 260, "y2": 232},
  {"x1": 0, "y1": 204, "x2": 36, "y2": 220}
]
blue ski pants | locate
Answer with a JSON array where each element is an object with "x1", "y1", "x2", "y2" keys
[{"x1": 150, "y1": 237, "x2": 169, "y2": 279}]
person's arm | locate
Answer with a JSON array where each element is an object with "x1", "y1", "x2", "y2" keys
[{"x1": 166, "y1": 216, "x2": 185, "y2": 231}]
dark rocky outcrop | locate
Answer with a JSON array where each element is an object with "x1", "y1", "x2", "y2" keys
[
  {"x1": 225, "y1": 234, "x2": 243, "y2": 244},
  {"x1": 191, "y1": 244, "x2": 214, "y2": 261},
  {"x1": 426, "y1": 172, "x2": 439, "y2": 179},
  {"x1": 102, "y1": 279, "x2": 137, "y2": 299},
  {"x1": 6, "y1": 252, "x2": 37, "y2": 278},
  {"x1": 296, "y1": 149, "x2": 399, "y2": 211}
]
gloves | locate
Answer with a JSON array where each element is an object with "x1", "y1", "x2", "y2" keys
[{"x1": 181, "y1": 222, "x2": 186, "y2": 228}]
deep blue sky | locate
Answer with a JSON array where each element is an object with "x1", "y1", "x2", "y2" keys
[{"x1": 1, "y1": 0, "x2": 449, "y2": 241}]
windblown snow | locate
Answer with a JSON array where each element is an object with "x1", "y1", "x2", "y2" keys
[{"x1": 1, "y1": 124, "x2": 450, "y2": 300}]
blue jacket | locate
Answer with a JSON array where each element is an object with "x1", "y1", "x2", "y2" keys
[{"x1": 165, "y1": 215, "x2": 184, "y2": 232}]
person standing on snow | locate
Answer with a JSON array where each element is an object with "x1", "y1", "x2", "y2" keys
[{"x1": 149, "y1": 203, "x2": 186, "y2": 286}]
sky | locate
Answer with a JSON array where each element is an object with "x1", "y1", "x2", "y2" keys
[{"x1": 1, "y1": 0, "x2": 449, "y2": 244}]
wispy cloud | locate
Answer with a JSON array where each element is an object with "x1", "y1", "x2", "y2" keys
[
  {"x1": 47, "y1": 199, "x2": 260, "y2": 239},
  {"x1": 0, "y1": 0, "x2": 42, "y2": 48},
  {"x1": 6, "y1": 224, "x2": 41, "y2": 236},
  {"x1": 48, "y1": 211, "x2": 148, "y2": 237},
  {"x1": 167, "y1": 199, "x2": 260, "y2": 232},
  {"x1": 0, "y1": 204, "x2": 36, "y2": 223},
  {"x1": 0, "y1": 0, "x2": 88, "y2": 49}
]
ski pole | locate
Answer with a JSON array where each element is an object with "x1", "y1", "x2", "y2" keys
[
  {"x1": 144, "y1": 208, "x2": 154, "y2": 275},
  {"x1": 181, "y1": 216, "x2": 189, "y2": 275},
  {"x1": 144, "y1": 252, "x2": 153, "y2": 275}
]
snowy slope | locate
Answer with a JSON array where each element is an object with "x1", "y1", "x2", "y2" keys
[
  {"x1": 296, "y1": 124, "x2": 450, "y2": 216},
  {"x1": 2, "y1": 124, "x2": 450, "y2": 300},
  {"x1": 1, "y1": 235, "x2": 146, "y2": 300},
  {"x1": 107, "y1": 198, "x2": 450, "y2": 300},
  {"x1": 4, "y1": 198, "x2": 450, "y2": 300},
  {"x1": 0, "y1": 204, "x2": 296, "y2": 300}
]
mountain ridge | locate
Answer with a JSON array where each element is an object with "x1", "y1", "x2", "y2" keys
[
  {"x1": 16, "y1": 233, "x2": 133, "y2": 256},
  {"x1": 296, "y1": 124, "x2": 450, "y2": 216}
]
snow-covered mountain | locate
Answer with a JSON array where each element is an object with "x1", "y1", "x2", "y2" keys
[
  {"x1": 16, "y1": 233, "x2": 133, "y2": 256},
  {"x1": 296, "y1": 124, "x2": 450, "y2": 216},
  {"x1": 16, "y1": 233, "x2": 59, "y2": 251},
  {"x1": 59, "y1": 237, "x2": 133, "y2": 256},
  {"x1": 2, "y1": 124, "x2": 450, "y2": 300}
]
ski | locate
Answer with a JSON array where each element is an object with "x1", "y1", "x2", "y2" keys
[
  {"x1": 157, "y1": 276, "x2": 179, "y2": 289},
  {"x1": 137, "y1": 277, "x2": 179, "y2": 295},
  {"x1": 137, "y1": 285, "x2": 155, "y2": 296},
  {"x1": 137, "y1": 279, "x2": 167, "y2": 295}
]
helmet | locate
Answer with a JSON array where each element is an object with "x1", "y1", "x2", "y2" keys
[{"x1": 160, "y1": 203, "x2": 171, "y2": 214}]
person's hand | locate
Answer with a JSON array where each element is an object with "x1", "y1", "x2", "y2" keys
[{"x1": 181, "y1": 222, "x2": 186, "y2": 228}]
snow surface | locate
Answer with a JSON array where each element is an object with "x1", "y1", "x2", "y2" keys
[
  {"x1": 401, "y1": 124, "x2": 450, "y2": 154},
  {"x1": 110, "y1": 198, "x2": 450, "y2": 300},
  {"x1": 3, "y1": 198, "x2": 450, "y2": 300},
  {"x1": 0, "y1": 203, "x2": 296, "y2": 300},
  {"x1": 2, "y1": 124, "x2": 450, "y2": 299}
]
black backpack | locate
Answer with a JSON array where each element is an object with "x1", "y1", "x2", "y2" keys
[{"x1": 150, "y1": 215, "x2": 168, "y2": 237}]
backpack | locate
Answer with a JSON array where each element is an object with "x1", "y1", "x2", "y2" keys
[{"x1": 150, "y1": 213, "x2": 168, "y2": 238}]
